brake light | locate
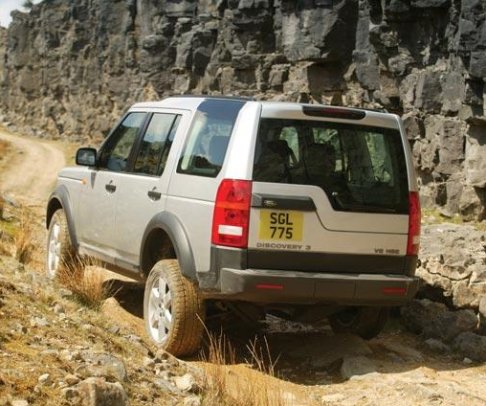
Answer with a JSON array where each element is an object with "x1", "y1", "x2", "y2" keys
[
  {"x1": 303, "y1": 106, "x2": 366, "y2": 120},
  {"x1": 212, "y1": 179, "x2": 252, "y2": 248},
  {"x1": 407, "y1": 191, "x2": 421, "y2": 256}
]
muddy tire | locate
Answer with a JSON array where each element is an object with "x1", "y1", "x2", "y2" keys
[
  {"x1": 329, "y1": 306, "x2": 389, "y2": 340},
  {"x1": 143, "y1": 259, "x2": 205, "y2": 357},
  {"x1": 46, "y1": 209, "x2": 77, "y2": 279}
]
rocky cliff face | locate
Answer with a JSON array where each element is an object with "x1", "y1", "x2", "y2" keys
[
  {"x1": 0, "y1": 0, "x2": 485, "y2": 219},
  {"x1": 0, "y1": 27, "x2": 6, "y2": 90}
]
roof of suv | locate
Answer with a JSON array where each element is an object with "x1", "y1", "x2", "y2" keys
[
  {"x1": 131, "y1": 96, "x2": 396, "y2": 122},
  {"x1": 132, "y1": 96, "x2": 250, "y2": 111}
]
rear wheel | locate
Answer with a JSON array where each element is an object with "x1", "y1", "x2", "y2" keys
[
  {"x1": 329, "y1": 306, "x2": 389, "y2": 339},
  {"x1": 46, "y1": 209, "x2": 76, "y2": 279},
  {"x1": 143, "y1": 259, "x2": 205, "y2": 357}
]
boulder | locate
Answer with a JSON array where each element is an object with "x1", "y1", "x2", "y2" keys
[
  {"x1": 65, "y1": 377, "x2": 129, "y2": 406},
  {"x1": 453, "y1": 332, "x2": 486, "y2": 362},
  {"x1": 479, "y1": 296, "x2": 486, "y2": 335},
  {"x1": 290, "y1": 333, "x2": 373, "y2": 369},
  {"x1": 465, "y1": 122, "x2": 486, "y2": 189},
  {"x1": 416, "y1": 224, "x2": 486, "y2": 308},
  {"x1": 77, "y1": 352, "x2": 128, "y2": 382},
  {"x1": 340, "y1": 356, "x2": 377, "y2": 379},
  {"x1": 424, "y1": 338, "x2": 451, "y2": 353},
  {"x1": 415, "y1": 70, "x2": 442, "y2": 113},
  {"x1": 401, "y1": 299, "x2": 477, "y2": 342},
  {"x1": 174, "y1": 373, "x2": 199, "y2": 393}
]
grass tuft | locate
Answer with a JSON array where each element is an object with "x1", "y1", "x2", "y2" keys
[
  {"x1": 13, "y1": 207, "x2": 34, "y2": 264},
  {"x1": 56, "y1": 257, "x2": 113, "y2": 309},
  {"x1": 200, "y1": 330, "x2": 290, "y2": 406}
]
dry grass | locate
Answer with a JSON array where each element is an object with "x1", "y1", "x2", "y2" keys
[
  {"x1": 13, "y1": 207, "x2": 34, "y2": 264},
  {"x1": 0, "y1": 139, "x2": 11, "y2": 177},
  {"x1": 0, "y1": 240, "x2": 9, "y2": 256},
  {"x1": 56, "y1": 256, "x2": 113, "y2": 309},
  {"x1": 200, "y1": 331, "x2": 295, "y2": 406},
  {"x1": 0, "y1": 139, "x2": 9, "y2": 220}
]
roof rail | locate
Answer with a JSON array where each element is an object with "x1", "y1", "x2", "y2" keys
[{"x1": 168, "y1": 94, "x2": 255, "y2": 102}]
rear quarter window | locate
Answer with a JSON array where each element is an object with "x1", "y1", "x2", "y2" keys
[{"x1": 177, "y1": 100, "x2": 245, "y2": 177}]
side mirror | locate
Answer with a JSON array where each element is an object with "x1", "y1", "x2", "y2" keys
[{"x1": 76, "y1": 148, "x2": 97, "y2": 167}]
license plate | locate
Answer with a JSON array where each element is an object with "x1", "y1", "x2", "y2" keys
[{"x1": 258, "y1": 210, "x2": 303, "y2": 241}]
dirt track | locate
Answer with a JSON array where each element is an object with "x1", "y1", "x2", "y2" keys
[{"x1": 0, "y1": 129, "x2": 65, "y2": 206}]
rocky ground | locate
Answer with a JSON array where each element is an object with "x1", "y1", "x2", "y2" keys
[
  {"x1": 1, "y1": 224, "x2": 486, "y2": 405},
  {"x1": 2, "y1": 0, "x2": 486, "y2": 220},
  {"x1": 0, "y1": 129, "x2": 486, "y2": 405}
]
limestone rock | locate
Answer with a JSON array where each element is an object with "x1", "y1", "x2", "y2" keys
[
  {"x1": 71, "y1": 377, "x2": 129, "y2": 406},
  {"x1": 11, "y1": 400, "x2": 29, "y2": 406},
  {"x1": 0, "y1": 0, "x2": 485, "y2": 219},
  {"x1": 479, "y1": 296, "x2": 486, "y2": 318},
  {"x1": 340, "y1": 356, "x2": 377, "y2": 380},
  {"x1": 174, "y1": 373, "x2": 199, "y2": 393},
  {"x1": 453, "y1": 332, "x2": 486, "y2": 362},
  {"x1": 290, "y1": 333, "x2": 373, "y2": 369},
  {"x1": 416, "y1": 224, "x2": 486, "y2": 308},
  {"x1": 77, "y1": 352, "x2": 128, "y2": 382},
  {"x1": 425, "y1": 338, "x2": 451, "y2": 353},
  {"x1": 401, "y1": 299, "x2": 478, "y2": 342},
  {"x1": 65, "y1": 374, "x2": 81, "y2": 386},
  {"x1": 38, "y1": 373, "x2": 51, "y2": 385}
]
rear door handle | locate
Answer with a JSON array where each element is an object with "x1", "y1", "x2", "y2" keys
[
  {"x1": 105, "y1": 181, "x2": 116, "y2": 193},
  {"x1": 147, "y1": 188, "x2": 161, "y2": 201}
]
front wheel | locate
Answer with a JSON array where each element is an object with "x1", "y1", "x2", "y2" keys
[
  {"x1": 46, "y1": 209, "x2": 77, "y2": 279},
  {"x1": 329, "y1": 306, "x2": 389, "y2": 339},
  {"x1": 143, "y1": 259, "x2": 205, "y2": 357}
]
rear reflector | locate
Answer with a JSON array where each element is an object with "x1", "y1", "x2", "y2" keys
[
  {"x1": 217, "y1": 225, "x2": 243, "y2": 236},
  {"x1": 383, "y1": 287, "x2": 407, "y2": 296},
  {"x1": 406, "y1": 191, "x2": 421, "y2": 256},
  {"x1": 256, "y1": 284, "x2": 284, "y2": 290},
  {"x1": 303, "y1": 106, "x2": 366, "y2": 120},
  {"x1": 212, "y1": 179, "x2": 252, "y2": 248}
]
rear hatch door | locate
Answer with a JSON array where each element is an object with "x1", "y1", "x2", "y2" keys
[{"x1": 247, "y1": 105, "x2": 411, "y2": 274}]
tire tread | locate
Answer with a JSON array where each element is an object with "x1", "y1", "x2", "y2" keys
[{"x1": 145, "y1": 260, "x2": 205, "y2": 357}]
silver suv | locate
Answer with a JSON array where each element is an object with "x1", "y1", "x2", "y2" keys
[{"x1": 46, "y1": 96, "x2": 421, "y2": 356}]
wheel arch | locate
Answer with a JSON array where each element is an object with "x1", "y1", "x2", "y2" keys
[
  {"x1": 140, "y1": 212, "x2": 197, "y2": 282},
  {"x1": 46, "y1": 186, "x2": 78, "y2": 249}
]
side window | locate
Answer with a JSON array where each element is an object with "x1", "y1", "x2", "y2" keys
[
  {"x1": 99, "y1": 112, "x2": 146, "y2": 172},
  {"x1": 254, "y1": 122, "x2": 299, "y2": 183},
  {"x1": 363, "y1": 132, "x2": 393, "y2": 184},
  {"x1": 133, "y1": 113, "x2": 180, "y2": 176},
  {"x1": 312, "y1": 128, "x2": 342, "y2": 171},
  {"x1": 177, "y1": 100, "x2": 244, "y2": 177},
  {"x1": 279, "y1": 127, "x2": 299, "y2": 165}
]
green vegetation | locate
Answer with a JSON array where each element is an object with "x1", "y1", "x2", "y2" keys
[{"x1": 422, "y1": 208, "x2": 486, "y2": 231}]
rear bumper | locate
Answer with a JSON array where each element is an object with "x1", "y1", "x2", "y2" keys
[{"x1": 213, "y1": 268, "x2": 420, "y2": 305}]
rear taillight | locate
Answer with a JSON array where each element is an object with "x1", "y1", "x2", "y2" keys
[
  {"x1": 212, "y1": 179, "x2": 252, "y2": 248},
  {"x1": 407, "y1": 191, "x2": 421, "y2": 256}
]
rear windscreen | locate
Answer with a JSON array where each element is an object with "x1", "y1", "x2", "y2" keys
[{"x1": 253, "y1": 118, "x2": 409, "y2": 214}]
